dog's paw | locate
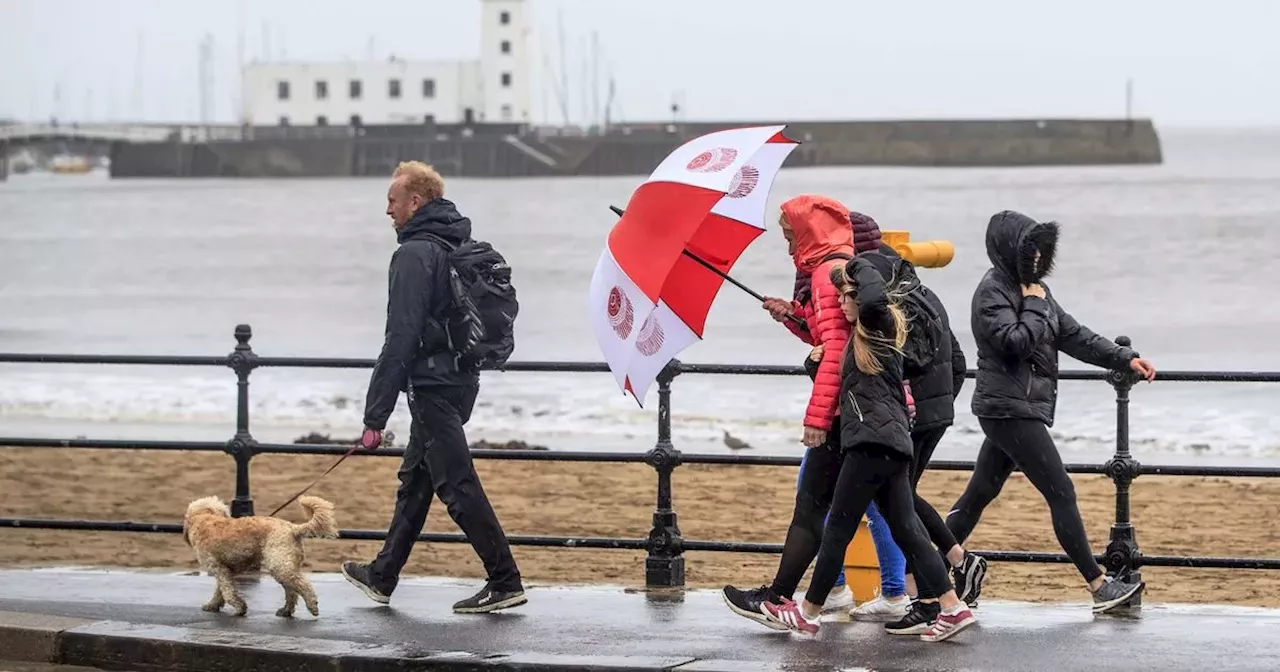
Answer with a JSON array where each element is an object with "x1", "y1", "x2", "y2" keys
[
  {"x1": 201, "y1": 602, "x2": 223, "y2": 613},
  {"x1": 307, "y1": 605, "x2": 319, "y2": 617},
  {"x1": 232, "y1": 605, "x2": 248, "y2": 617},
  {"x1": 275, "y1": 607, "x2": 294, "y2": 618}
]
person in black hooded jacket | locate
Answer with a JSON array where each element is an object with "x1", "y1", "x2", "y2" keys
[
  {"x1": 865, "y1": 244, "x2": 989, "y2": 622},
  {"x1": 760, "y1": 253, "x2": 977, "y2": 644},
  {"x1": 340, "y1": 161, "x2": 525, "y2": 615},
  {"x1": 946, "y1": 210, "x2": 1156, "y2": 614}
]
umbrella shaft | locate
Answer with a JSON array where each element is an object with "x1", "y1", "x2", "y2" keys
[
  {"x1": 681, "y1": 250, "x2": 805, "y2": 329},
  {"x1": 680, "y1": 249, "x2": 764, "y2": 302}
]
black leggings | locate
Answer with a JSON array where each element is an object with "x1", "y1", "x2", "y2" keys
[
  {"x1": 904, "y1": 427, "x2": 960, "y2": 575},
  {"x1": 803, "y1": 445, "x2": 954, "y2": 605},
  {"x1": 769, "y1": 432, "x2": 842, "y2": 598},
  {"x1": 946, "y1": 417, "x2": 1103, "y2": 583}
]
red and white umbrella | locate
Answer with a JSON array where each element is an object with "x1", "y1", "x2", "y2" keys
[{"x1": 588, "y1": 125, "x2": 799, "y2": 405}]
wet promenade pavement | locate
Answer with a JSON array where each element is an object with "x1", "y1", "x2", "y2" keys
[{"x1": 1, "y1": 569, "x2": 1278, "y2": 671}]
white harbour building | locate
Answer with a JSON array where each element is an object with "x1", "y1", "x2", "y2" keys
[{"x1": 239, "y1": 0, "x2": 531, "y2": 127}]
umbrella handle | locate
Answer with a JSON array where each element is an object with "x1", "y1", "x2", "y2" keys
[{"x1": 608, "y1": 205, "x2": 808, "y2": 330}]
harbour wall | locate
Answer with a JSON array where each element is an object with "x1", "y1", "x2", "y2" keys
[{"x1": 108, "y1": 118, "x2": 1162, "y2": 179}]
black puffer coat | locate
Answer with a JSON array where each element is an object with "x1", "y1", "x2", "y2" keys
[
  {"x1": 970, "y1": 210, "x2": 1138, "y2": 426},
  {"x1": 839, "y1": 253, "x2": 913, "y2": 459},
  {"x1": 876, "y1": 244, "x2": 967, "y2": 433}
]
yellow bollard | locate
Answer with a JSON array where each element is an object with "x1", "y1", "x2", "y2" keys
[
  {"x1": 880, "y1": 230, "x2": 955, "y2": 268},
  {"x1": 842, "y1": 517, "x2": 882, "y2": 604},
  {"x1": 880, "y1": 230, "x2": 911, "y2": 250}
]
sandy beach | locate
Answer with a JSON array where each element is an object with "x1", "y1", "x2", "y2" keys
[{"x1": 1, "y1": 446, "x2": 1277, "y2": 606}]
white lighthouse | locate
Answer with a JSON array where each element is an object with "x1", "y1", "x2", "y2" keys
[
  {"x1": 479, "y1": 0, "x2": 532, "y2": 123},
  {"x1": 240, "y1": 0, "x2": 533, "y2": 126}
]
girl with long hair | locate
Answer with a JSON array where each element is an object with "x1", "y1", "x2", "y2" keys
[
  {"x1": 761, "y1": 254, "x2": 976, "y2": 643},
  {"x1": 721, "y1": 196, "x2": 905, "y2": 626}
]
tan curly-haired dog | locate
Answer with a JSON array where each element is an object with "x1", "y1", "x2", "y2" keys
[{"x1": 182, "y1": 494, "x2": 338, "y2": 618}]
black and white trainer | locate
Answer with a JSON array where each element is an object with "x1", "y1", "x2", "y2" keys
[
  {"x1": 955, "y1": 551, "x2": 989, "y2": 608},
  {"x1": 885, "y1": 599, "x2": 941, "y2": 635},
  {"x1": 341, "y1": 561, "x2": 391, "y2": 605},
  {"x1": 722, "y1": 584, "x2": 788, "y2": 631},
  {"x1": 453, "y1": 584, "x2": 528, "y2": 614}
]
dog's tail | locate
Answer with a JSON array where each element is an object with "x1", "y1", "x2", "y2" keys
[{"x1": 293, "y1": 495, "x2": 339, "y2": 539}]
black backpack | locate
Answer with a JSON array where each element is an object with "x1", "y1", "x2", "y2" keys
[
  {"x1": 801, "y1": 251, "x2": 943, "y2": 376},
  {"x1": 895, "y1": 280, "x2": 945, "y2": 378},
  {"x1": 424, "y1": 234, "x2": 519, "y2": 370}
]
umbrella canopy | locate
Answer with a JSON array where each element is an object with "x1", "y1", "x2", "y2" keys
[{"x1": 588, "y1": 125, "x2": 799, "y2": 404}]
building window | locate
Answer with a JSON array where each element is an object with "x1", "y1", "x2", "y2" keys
[
  {"x1": 388, "y1": 79, "x2": 401, "y2": 99},
  {"x1": 277, "y1": 81, "x2": 290, "y2": 100},
  {"x1": 278, "y1": 116, "x2": 290, "y2": 126},
  {"x1": 315, "y1": 80, "x2": 328, "y2": 99},
  {"x1": 500, "y1": 10, "x2": 510, "y2": 24},
  {"x1": 349, "y1": 79, "x2": 362, "y2": 100},
  {"x1": 500, "y1": 104, "x2": 513, "y2": 121},
  {"x1": 349, "y1": 114, "x2": 362, "y2": 127},
  {"x1": 422, "y1": 79, "x2": 436, "y2": 98},
  {"x1": 501, "y1": 40, "x2": 511, "y2": 54},
  {"x1": 316, "y1": 115, "x2": 328, "y2": 126},
  {"x1": 501, "y1": 72, "x2": 512, "y2": 88}
]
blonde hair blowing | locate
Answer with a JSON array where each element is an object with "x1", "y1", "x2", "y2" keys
[
  {"x1": 392, "y1": 161, "x2": 445, "y2": 203},
  {"x1": 829, "y1": 264, "x2": 908, "y2": 376}
]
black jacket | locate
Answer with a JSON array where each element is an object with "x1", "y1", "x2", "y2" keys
[
  {"x1": 838, "y1": 253, "x2": 914, "y2": 460},
  {"x1": 876, "y1": 244, "x2": 967, "y2": 434},
  {"x1": 363, "y1": 198, "x2": 477, "y2": 430},
  {"x1": 970, "y1": 210, "x2": 1137, "y2": 426}
]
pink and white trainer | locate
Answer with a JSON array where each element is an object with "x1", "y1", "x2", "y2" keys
[
  {"x1": 762, "y1": 598, "x2": 820, "y2": 637},
  {"x1": 920, "y1": 605, "x2": 976, "y2": 642}
]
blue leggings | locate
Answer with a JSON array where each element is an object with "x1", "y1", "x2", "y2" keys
[{"x1": 799, "y1": 450, "x2": 906, "y2": 597}]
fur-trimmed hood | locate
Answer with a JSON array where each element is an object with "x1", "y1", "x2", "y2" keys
[{"x1": 984, "y1": 210, "x2": 1058, "y2": 285}]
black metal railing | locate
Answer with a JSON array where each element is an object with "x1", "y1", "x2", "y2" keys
[{"x1": 3, "y1": 325, "x2": 1280, "y2": 598}]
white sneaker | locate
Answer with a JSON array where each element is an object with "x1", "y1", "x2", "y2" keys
[
  {"x1": 849, "y1": 592, "x2": 911, "y2": 621},
  {"x1": 820, "y1": 584, "x2": 856, "y2": 614}
]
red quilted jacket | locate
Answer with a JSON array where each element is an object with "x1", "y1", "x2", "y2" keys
[{"x1": 779, "y1": 195, "x2": 856, "y2": 432}]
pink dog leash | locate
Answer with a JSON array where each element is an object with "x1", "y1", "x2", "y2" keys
[{"x1": 266, "y1": 429, "x2": 392, "y2": 517}]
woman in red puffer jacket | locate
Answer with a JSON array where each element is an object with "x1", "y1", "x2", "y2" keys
[
  {"x1": 722, "y1": 194, "x2": 913, "y2": 625},
  {"x1": 769, "y1": 195, "x2": 855, "y2": 439}
]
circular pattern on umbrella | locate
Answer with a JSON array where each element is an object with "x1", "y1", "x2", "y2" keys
[
  {"x1": 685, "y1": 147, "x2": 739, "y2": 174},
  {"x1": 635, "y1": 313, "x2": 666, "y2": 356},
  {"x1": 607, "y1": 287, "x2": 634, "y2": 339},
  {"x1": 727, "y1": 164, "x2": 760, "y2": 199}
]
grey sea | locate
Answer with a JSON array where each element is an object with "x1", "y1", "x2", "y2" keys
[{"x1": 2, "y1": 128, "x2": 1278, "y2": 465}]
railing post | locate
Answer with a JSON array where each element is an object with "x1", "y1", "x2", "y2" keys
[
  {"x1": 1103, "y1": 335, "x2": 1143, "y2": 605},
  {"x1": 644, "y1": 359, "x2": 685, "y2": 589},
  {"x1": 224, "y1": 324, "x2": 260, "y2": 518}
]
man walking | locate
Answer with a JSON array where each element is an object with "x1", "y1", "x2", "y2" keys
[{"x1": 341, "y1": 161, "x2": 525, "y2": 614}]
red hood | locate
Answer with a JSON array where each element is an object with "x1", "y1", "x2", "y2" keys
[{"x1": 780, "y1": 195, "x2": 854, "y2": 273}]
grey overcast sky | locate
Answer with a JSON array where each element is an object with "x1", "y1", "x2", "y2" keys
[{"x1": 2, "y1": 0, "x2": 1277, "y2": 128}]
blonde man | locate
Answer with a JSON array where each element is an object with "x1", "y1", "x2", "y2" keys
[{"x1": 342, "y1": 161, "x2": 526, "y2": 614}]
